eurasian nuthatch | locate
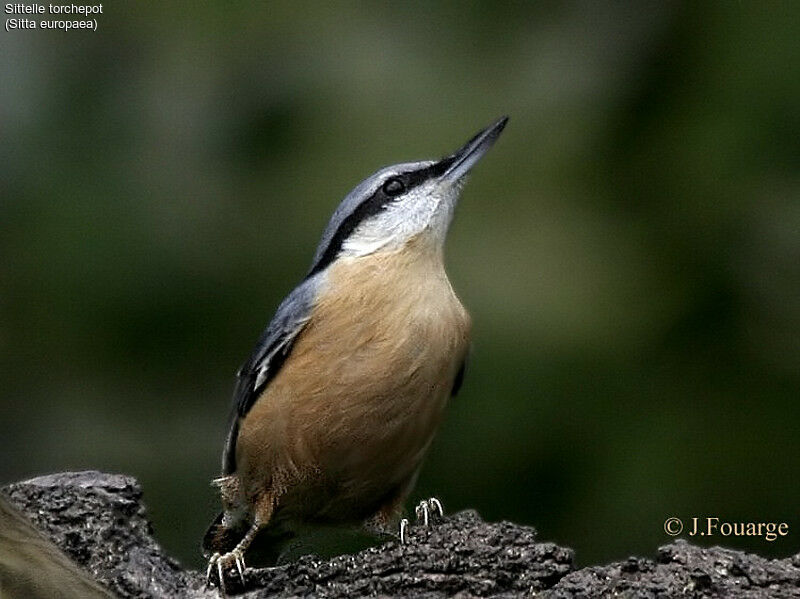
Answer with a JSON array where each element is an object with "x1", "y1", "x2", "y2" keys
[{"x1": 203, "y1": 117, "x2": 508, "y2": 590}]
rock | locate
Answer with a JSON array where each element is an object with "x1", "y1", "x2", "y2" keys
[
  {"x1": 240, "y1": 510, "x2": 573, "y2": 598},
  {"x1": 3, "y1": 471, "x2": 205, "y2": 598},
  {"x1": 3, "y1": 471, "x2": 800, "y2": 598},
  {"x1": 547, "y1": 541, "x2": 800, "y2": 598},
  {"x1": 0, "y1": 493, "x2": 113, "y2": 599}
]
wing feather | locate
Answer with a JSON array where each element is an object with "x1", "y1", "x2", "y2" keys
[{"x1": 220, "y1": 273, "x2": 323, "y2": 474}]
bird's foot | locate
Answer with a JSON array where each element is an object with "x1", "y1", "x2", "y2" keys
[
  {"x1": 205, "y1": 548, "x2": 247, "y2": 594},
  {"x1": 399, "y1": 517, "x2": 410, "y2": 543},
  {"x1": 415, "y1": 497, "x2": 444, "y2": 526},
  {"x1": 399, "y1": 497, "x2": 445, "y2": 543}
]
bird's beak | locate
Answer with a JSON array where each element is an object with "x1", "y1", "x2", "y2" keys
[{"x1": 439, "y1": 116, "x2": 508, "y2": 183}]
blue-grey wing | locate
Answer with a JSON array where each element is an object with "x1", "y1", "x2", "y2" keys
[{"x1": 221, "y1": 272, "x2": 324, "y2": 475}]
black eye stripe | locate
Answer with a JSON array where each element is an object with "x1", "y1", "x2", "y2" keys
[{"x1": 306, "y1": 155, "x2": 458, "y2": 277}]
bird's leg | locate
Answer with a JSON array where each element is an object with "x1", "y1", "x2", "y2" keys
[
  {"x1": 206, "y1": 521, "x2": 258, "y2": 594},
  {"x1": 206, "y1": 493, "x2": 274, "y2": 593},
  {"x1": 363, "y1": 477, "x2": 439, "y2": 545},
  {"x1": 414, "y1": 497, "x2": 444, "y2": 526},
  {"x1": 363, "y1": 487, "x2": 408, "y2": 542},
  {"x1": 399, "y1": 497, "x2": 444, "y2": 543},
  {"x1": 399, "y1": 517, "x2": 410, "y2": 543}
]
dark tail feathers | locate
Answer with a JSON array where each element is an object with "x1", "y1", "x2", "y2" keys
[{"x1": 202, "y1": 512, "x2": 248, "y2": 557}]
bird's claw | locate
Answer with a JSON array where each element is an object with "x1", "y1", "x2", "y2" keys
[
  {"x1": 205, "y1": 548, "x2": 247, "y2": 593},
  {"x1": 399, "y1": 497, "x2": 444, "y2": 543},
  {"x1": 399, "y1": 517, "x2": 410, "y2": 543},
  {"x1": 205, "y1": 552, "x2": 219, "y2": 586},
  {"x1": 414, "y1": 497, "x2": 444, "y2": 526}
]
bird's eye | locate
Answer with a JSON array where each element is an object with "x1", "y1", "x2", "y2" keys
[{"x1": 382, "y1": 177, "x2": 405, "y2": 197}]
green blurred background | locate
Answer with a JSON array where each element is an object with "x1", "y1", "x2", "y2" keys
[{"x1": 1, "y1": 1, "x2": 798, "y2": 569}]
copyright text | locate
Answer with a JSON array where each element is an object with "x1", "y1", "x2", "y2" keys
[{"x1": 664, "y1": 516, "x2": 789, "y2": 542}]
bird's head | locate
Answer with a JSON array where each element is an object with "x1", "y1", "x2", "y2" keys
[{"x1": 307, "y1": 116, "x2": 508, "y2": 277}]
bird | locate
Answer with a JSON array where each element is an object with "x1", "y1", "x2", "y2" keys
[{"x1": 203, "y1": 116, "x2": 508, "y2": 590}]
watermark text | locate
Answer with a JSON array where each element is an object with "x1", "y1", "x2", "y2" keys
[{"x1": 664, "y1": 517, "x2": 789, "y2": 542}]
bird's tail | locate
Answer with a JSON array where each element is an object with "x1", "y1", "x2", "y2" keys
[{"x1": 202, "y1": 512, "x2": 297, "y2": 565}]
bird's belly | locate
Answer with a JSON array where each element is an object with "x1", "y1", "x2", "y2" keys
[
  {"x1": 237, "y1": 248, "x2": 470, "y2": 523},
  {"x1": 308, "y1": 342, "x2": 455, "y2": 518},
  {"x1": 260, "y1": 315, "x2": 463, "y2": 523}
]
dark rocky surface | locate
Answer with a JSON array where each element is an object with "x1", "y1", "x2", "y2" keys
[
  {"x1": 3, "y1": 471, "x2": 202, "y2": 598},
  {"x1": 3, "y1": 471, "x2": 800, "y2": 598}
]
